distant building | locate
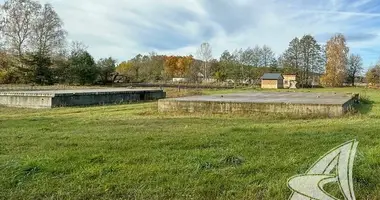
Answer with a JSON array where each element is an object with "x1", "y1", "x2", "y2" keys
[
  {"x1": 283, "y1": 74, "x2": 297, "y2": 89},
  {"x1": 261, "y1": 73, "x2": 284, "y2": 89},
  {"x1": 172, "y1": 78, "x2": 189, "y2": 83}
]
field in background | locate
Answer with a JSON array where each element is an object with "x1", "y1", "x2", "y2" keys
[{"x1": 0, "y1": 87, "x2": 379, "y2": 199}]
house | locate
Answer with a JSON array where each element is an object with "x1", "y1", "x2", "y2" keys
[
  {"x1": 283, "y1": 74, "x2": 297, "y2": 89},
  {"x1": 261, "y1": 73, "x2": 284, "y2": 89}
]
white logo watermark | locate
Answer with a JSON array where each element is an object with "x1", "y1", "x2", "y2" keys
[{"x1": 288, "y1": 140, "x2": 358, "y2": 200}]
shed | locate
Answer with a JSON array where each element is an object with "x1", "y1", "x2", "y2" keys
[
  {"x1": 282, "y1": 74, "x2": 297, "y2": 88},
  {"x1": 261, "y1": 73, "x2": 284, "y2": 89}
]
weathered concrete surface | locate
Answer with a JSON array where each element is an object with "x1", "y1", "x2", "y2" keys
[
  {"x1": 158, "y1": 92, "x2": 358, "y2": 117},
  {"x1": 0, "y1": 88, "x2": 166, "y2": 108}
]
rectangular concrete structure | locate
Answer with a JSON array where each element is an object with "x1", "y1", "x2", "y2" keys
[
  {"x1": 158, "y1": 92, "x2": 358, "y2": 117},
  {"x1": 0, "y1": 88, "x2": 166, "y2": 109}
]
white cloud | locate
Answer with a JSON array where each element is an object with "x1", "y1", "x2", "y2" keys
[{"x1": 37, "y1": 0, "x2": 380, "y2": 67}]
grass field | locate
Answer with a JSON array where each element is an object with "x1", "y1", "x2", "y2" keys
[{"x1": 0, "y1": 87, "x2": 379, "y2": 199}]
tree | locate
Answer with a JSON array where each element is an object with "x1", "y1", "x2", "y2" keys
[
  {"x1": 50, "y1": 52, "x2": 69, "y2": 84},
  {"x1": 115, "y1": 61, "x2": 133, "y2": 82},
  {"x1": 196, "y1": 42, "x2": 212, "y2": 79},
  {"x1": 233, "y1": 49, "x2": 247, "y2": 81},
  {"x1": 31, "y1": 3, "x2": 67, "y2": 57},
  {"x1": 283, "y1": 37, "x2": 302, "y2": 73},
  {"x1": 299, "y1": 35, "x2": 323, "y2": 87},
  {"x1": 70, "y1": 41, "x2": 88, "y2": 55},
  {"x1": 1, "y1": 0, "x2": 40, "y2": 59},
  {"x1": 0, "y1": 51, "x2": 17, "y2": 83},
  {"x1": 68, "y1": 51, "x2": 98, "y2": 85},
  {"x1": 260, "y1": 45, "x2": 276, "y2": 67},
  {"x1": 185, "y1": 58, "x2": 202, "y2": 83},
  {"x1": 347, "y1": 54, "x2": 363, "y2": 86},
  {"x1": 22, "y1": 52, "x2": 53, "y2": 84},
  {"x1": 321, "y1": 34, "x2": 349, "y2": 87},
  {"x1": 251, "y1": 45, "x2": 262, "y2": 67},
  {"x1": 366, "y1": 65, "x2": 380, "y2": 86},
  {"x1": 97, "y1": 57, "x2": 116, "y2": 84},
  {"x1": 164, "y1": 55, "x2": 193, "y2": 78},
  {"x1": 220, "y1": 50, "x2": 239, "y2": 83},
  {"x1": 142, "y1": 52, "x2": 165, "y2": 82}
]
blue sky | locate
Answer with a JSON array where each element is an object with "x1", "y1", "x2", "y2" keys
[{"x1": 18, "y1": 0, "x2": 380, "y2": 68}]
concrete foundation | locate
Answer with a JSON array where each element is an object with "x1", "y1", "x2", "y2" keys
[
  {"x1": 0, "y1": 88, "x2": 166, "y2": 109},
  {"x1": 158, "y1": 92, "x2": 358, "y2": 117}
]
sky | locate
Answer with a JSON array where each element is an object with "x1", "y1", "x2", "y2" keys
[{"x1": 15, "y1": 0, "x2": 380, "y2": 68}]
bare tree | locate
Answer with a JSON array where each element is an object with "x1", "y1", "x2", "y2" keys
[
  {"x1": 260, "y1": 45, "x2": 275, "y2": 67},
  {"x1": 196, "y1": 42, "x2": 212, "y2": 79},
  {"x1": 251, "y1": 45, "x2": 262, "y2": 67},
  {"x1": 347, "y1": 54, "x2": 363, "y2": 86},
  {"x1": 1, "y1": 0, "x2": 40, "y2": 59},
  {"x1": 70, "y1": 41, "x2": 88, "y2": 55},
  {"x1": 31, "y1": 3, "x2": 67, "y2": 57}
]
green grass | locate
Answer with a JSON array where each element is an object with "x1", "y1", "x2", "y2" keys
[{"x1": 1, "y1": 87, "x2": 380, "y2": 199}]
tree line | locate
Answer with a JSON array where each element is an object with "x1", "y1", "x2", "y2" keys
[
  {"x1": 0, "y1": 0, "x2": 372, "y2": 87},
  {"x1": 115, "y1": 34, "x2": 364, "y2": 87}
]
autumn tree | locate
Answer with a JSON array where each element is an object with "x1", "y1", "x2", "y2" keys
[
  {"x1": 164, "y1": 55, "x2": 193, "y2": 78},
  {"x1": 347, "y1": 54, "x2": 363, "y2": 86},
  {"x1": 163, "y1": 56, "x2": 178, "y2": 78},
  {"x1": 115, "y1": 61, "x2": 133, "y2": 82},
  {"x1": 366, "y1": 65, "x2": 380, "y2": 86},
  {"x1": 181, "y1": 55, "x2": 193, "y2": 78},
  {"x1": 321, "y1": 34, "x2": 349, "y2": 87}
]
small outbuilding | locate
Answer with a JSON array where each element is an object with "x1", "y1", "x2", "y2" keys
[
  {"x1": 283, "y1": 74, "x2": 297, "y2": 88},
  {"x1": 261, "y1": 73, "x2": 284, "y2": 89}
]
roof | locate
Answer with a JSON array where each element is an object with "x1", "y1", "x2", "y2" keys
[{"x1": 261, "y1": 73, "x2": 283, "y2": 80}]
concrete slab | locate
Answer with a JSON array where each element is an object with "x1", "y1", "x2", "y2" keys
[
  {"x1": 0, "y1": 88, "x2": 166, "y2": 108},
  {"x1": 158, "y1": 92, "x2": 358, "y2": 117},
  {"x1": 167, "y1": 92, "x2": 353, "y2": 105}
]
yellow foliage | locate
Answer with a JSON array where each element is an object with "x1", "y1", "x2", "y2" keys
[
  {"x1": 322, "y1": 33, "x2": 348, "y2": 87},
  {"x1": 115, "y1": 61, "x2": 133, "y2": 76},
  {"x1": 164, "y1": 55, "x2": 193, "y2": 78}
]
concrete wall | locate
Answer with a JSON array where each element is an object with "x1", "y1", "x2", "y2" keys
[
  {"x1": 158, "y1": 100, "x2": 347, "y2": 117},
  {"x1": 53, "y1": 90, "x2": 166, "y2": 107},
  {"x1": 0, "y1": 90, "x2": 166, "y2": 109},
  {"x1": 0, "y1": 94, "x2": 53, "y2": 108}
]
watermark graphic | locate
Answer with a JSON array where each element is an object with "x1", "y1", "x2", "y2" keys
[{"x1": 288, "y1": 140, "x2": 358, "y2": 200}]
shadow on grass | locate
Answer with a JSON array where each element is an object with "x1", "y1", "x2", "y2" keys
[{"x1": 356, "y1": 97, "x2": 374, "y2": 115}]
